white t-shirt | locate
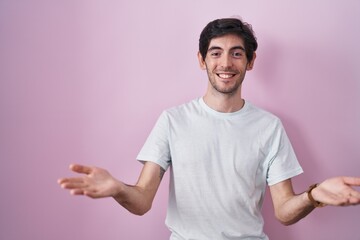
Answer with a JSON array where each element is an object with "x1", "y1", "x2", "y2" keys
[{"x1": 137, "y1": 98, "x2": 303, "y2": 240}]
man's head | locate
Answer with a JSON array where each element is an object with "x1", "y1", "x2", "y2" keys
[{"x1": 199, "y1": 18, "x2": 258, "y2": 63}]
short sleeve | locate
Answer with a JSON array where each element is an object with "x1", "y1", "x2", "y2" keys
[
  {"x1": 136, "y1": 111, "x2": 171, "y2": 171},
  {"x1": 266, "y1": 120, "x2": 303, "y2": 186}
]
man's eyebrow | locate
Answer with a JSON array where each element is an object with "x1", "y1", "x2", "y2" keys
[
  {"x1": 230, "y1": 46, "x2": 245, "y2": 51},
  {"x1": 207, "y1": 45, "x2": 245, "y2": 52},
  {"x1": 208, "y1": 46, "x2": 222, "y2": 51}
]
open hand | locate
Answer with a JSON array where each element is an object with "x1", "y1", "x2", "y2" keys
[
  {"x1": 58, "y1": 164, "x2": 123, "y2": 198},
  {"x1": 312, "y1": 177, "x2": 360, "y2": 206}
]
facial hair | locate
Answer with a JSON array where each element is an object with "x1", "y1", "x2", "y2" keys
[{"x1": 206, "y1": 67, "x2": 244, "y2": 95}]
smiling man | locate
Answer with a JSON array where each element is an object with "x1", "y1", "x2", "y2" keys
[
  {"x1": 200, "y1": 33, "x2": 254, "y2": 112},
  {"x1": 59, "y1": 18, "x2": 360, "y2": 240},
  {"x1": 200, "y1": 33, "x2": 253, "y2": 95}
]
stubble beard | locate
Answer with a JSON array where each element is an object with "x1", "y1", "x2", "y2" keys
[{"x1": 207, "y1": 69, "x2": 244, "y2": 96}]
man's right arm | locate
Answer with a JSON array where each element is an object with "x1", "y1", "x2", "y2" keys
[
  {"x1": 58, "y1": 161, "x2": 164, "y2": 216},
  {"x1": 113, "y1": 161, "x2": 165, "y2": 215}
]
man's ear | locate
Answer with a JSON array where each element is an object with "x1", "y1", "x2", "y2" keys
[
  {"x1": 197, "y1": 52, "x2": 206, "y2": 70},
  {"x1": 246, "y1": 52, "x2": 256, "y2": 70}
]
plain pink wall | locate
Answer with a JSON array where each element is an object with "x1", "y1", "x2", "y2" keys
[{"x1": 1, "y1": 0, "x2": 359, "y2": 239}]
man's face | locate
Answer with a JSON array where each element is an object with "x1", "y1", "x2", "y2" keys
[{"x1": 198, "y1": 34, "x2": 255, "y2": 95}]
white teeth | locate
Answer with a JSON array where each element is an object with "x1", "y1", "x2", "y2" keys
[{"x1": 218, "y1": 74, "x2": 234, "y2": 79}]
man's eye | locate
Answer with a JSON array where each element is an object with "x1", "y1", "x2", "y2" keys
[
  {"x1": 232, "y1": 52, "x2": 243, "y2": 58},
  {"x1": 210, "y1": 52, "x2": 221, "y2": 57}
]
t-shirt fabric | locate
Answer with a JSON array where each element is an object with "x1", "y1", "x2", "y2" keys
[{"x1": 137, "y1": 98, "x2": 303, "y2": 240}]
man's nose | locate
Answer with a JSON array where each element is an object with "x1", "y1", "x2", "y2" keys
[{"x1": 220, "y1": 54, "x2": 233, "y2": 68}]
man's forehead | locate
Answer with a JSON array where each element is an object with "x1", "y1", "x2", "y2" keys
[{"x1": 208, "y1": 34, "x2": 245, "y2": 50}]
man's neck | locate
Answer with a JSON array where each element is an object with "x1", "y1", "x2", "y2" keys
[{"x1": 203, "y1": 89, "x2": 245, "y2": 113}]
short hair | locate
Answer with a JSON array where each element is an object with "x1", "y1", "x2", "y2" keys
[{"x1": 199, "y1": 18, "x2": 258, "y2": 62}]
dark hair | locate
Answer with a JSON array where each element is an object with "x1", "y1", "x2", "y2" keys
[{"x1": 199, "y1": 18, "x2": 258, "y2": 62}]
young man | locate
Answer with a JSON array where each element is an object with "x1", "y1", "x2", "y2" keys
[{"x1": 58, "y1": 18, "x2": 360, "y2": 239}]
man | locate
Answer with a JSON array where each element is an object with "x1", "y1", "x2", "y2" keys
[{"x1": 58, "y1": 18, "x2": 360, "y2": 239}]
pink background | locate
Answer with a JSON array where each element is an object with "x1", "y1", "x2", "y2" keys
[{"x1": 1, "y1": 0, "x2": 359, "y2": 239}]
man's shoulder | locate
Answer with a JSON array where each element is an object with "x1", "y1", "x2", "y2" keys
[
  {"x1": 163, "y1": 98, "x2": 201, "y2": 115},
  {"x1": 245, "y1": 102, "x2": 282, "y2": 125}
]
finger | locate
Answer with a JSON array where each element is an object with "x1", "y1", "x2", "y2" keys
[
  {"x1": 58, "y1": 177, "x2": 88, "y2": 189},
  {"x1": 70, "y1": 164, "x2": 92, "y2": 175},
  {"x1": 58, "y1": 177, "x2": 85, "y2": 185},
  {"x1": 349, "y1": 197, "x2": 360, "y2": 205},
  {"x1": 343, "y1": 176, "x2": 360, "y2": 186},
  {"x1": 58, "y1": 178, "x2": 75, "y2": 185},
  {"x1": 61, "y1": 182, "x2": 89, "y2": 190},
  {"x1": 349, "y1": 189, "x2": 360, "y2": 198},
  {"x1": 57, "y1": 178, "x2": 66, "y2": 184},
  {"x1": 84, "y1": 190, "x2": 102, "y2": 199},
  {"x1": 333, "y1": 190, "x2": 360, "y2": 206},
  {"x1": 70, "y1": 189, "x2": 85, "y2": 195}
]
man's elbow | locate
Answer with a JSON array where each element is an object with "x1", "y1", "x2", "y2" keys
[
  {"x1": 275, "y1": 213, "x2": 299, "y2": 226},
  {"x1": 129, "y1": 203, "x2": 152, "y2": 216},
  {"x1": 278, "y1": 218, "x2": 297, "y2": 226}
]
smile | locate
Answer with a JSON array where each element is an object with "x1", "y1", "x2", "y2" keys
[{"x1": 216, "y1": 73, "x2": 236, "y2": 79}]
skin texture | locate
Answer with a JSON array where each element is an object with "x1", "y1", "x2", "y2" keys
[{"x1": 58, "y1": 34, "x2": 360, "y2": 223}]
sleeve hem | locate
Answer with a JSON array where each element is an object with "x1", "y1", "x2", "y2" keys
[
  {"x1": 267, "y1": 167, "x2": 304, "y2": 186},
  {"x1": 137, "y1": 155, "x2": 169, "y2": 171}
]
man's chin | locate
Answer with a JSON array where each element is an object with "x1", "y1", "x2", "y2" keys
[{"x1": 214, "y1": 86, "x2": 239, "y2": 95}]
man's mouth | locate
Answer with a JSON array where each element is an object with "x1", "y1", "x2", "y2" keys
[{"x1": 216, "y1": 73, "x2": 236, "y2": 79}]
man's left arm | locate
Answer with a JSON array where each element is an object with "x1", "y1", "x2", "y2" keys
[{"x1": 269, "y1": 177, "x2": 360, "y2": 225}]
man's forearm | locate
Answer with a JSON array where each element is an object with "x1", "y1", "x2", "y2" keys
[
  {"x1": 275, "y1": 191, "x2": 315, "y2": 225},
  {"x1": 270, "y1": 179, "x2": 317, "y2": 225},
  {"x1": 112, "y1": 162, "x2": 164, "y2": 216}
]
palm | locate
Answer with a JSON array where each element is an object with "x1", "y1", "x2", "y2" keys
[
  {"x1": 58, "y1": 164, "x2": 121, "y2": 198},
  {"x1": 315, "y1": 177, "x2": 360, "y2": 206}
]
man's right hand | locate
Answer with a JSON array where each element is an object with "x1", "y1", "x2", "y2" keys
[
  {"x1": 58, "y1": 164, "x2": 123, "y2": 198},
  {"x1": 58, "y1": 162, "x2": 164, "y2": 215}
]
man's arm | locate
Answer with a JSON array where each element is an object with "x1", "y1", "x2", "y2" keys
[
  {"x1": 269, "y1": 177, "x2": 360, "y2": 225},
  {"x1": 58, "y1": 161, "x2": 164, "y2": 216}
]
